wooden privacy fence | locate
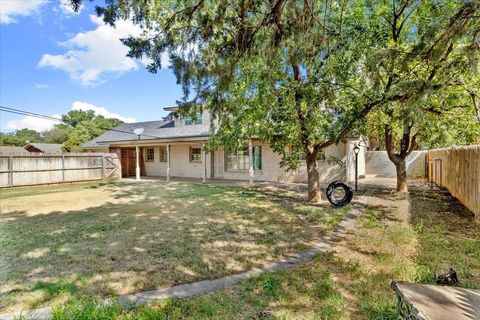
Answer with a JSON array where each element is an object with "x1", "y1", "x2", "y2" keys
[
  {"x1": 427, "y1": 145, "x2": 480, "y2": 222},
  {"x1": 0, "y1": 153, "x2": 121, "y2": 188}
]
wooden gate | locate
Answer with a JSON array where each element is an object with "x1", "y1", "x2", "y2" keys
[{"x1": 113, "y1": 147, "x2": 146, "y2": 177}]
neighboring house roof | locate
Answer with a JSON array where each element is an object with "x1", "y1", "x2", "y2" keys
[
  {"x1": 0, "y1": 146, "x2": 30, "y2": 154},
  {"x1": 82, "y1": 136, "x2": 106, "y2": 149},
  {"x1": 82, "y1": 119, "x2": 211, "y2": 148},
  {"x1": 24, "y1": 143, "x2": 63, "y2": 153}
]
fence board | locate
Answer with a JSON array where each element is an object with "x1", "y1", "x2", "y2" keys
[
  {"x1": 427, "y1": 145, "x2": 480, "y2": 223},
  {"x1": 0, "y1": 153, "x2": 120, "y2": 188}
]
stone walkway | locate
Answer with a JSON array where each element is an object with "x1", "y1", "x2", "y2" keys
[{"x1": 0, "y1": 191, "x2": 371, "y2": 320}]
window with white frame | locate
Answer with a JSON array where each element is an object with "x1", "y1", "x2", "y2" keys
[
  {"x1": 159, "y1": 146, "x2": 167, "y2": 162},
  {"x1": 190, "y1": 147, "x2": 202, "y2": 162},
  {"x1": 226, "y1": 146, "x2": 262, "y2": 171},
  {"x1": 145, "y1": 148, "x2": 155, "y2": 161}
]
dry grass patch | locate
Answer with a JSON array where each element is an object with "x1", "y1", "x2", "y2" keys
[
  {"x1": 0, "y1": 180, "x2": 346, "y2": 313},
  {"x1": 34, "y1": 181, "x2": 479, "y2": 320},
  {"x1": 327, "y1": 184, "x2": 480, "y2": 319}
]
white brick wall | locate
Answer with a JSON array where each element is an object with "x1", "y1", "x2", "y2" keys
[{"x1": 365, "y1": 151, "x2": 426, "y2": 178}]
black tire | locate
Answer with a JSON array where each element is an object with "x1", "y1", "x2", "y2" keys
[{"x1": 326, "y1": 181, "x2": 353, "y2": 207}]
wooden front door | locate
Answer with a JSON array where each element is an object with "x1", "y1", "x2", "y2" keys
[{"x1": 119, "y1": 147, "x2": 146, "y2": 177}]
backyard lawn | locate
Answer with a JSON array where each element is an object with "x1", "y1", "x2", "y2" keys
[
  {"x1": 0, "y1": 180, "x2": 348, "y2": 313},
  {"x1": 42, "y1": 182, "x2": 480, "y2": 320}
]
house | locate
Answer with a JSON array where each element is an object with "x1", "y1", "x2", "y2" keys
[
  {"x1": 83, "y1": 106, "x2": 366, "y2": 183},
  {"x1": 24, "y1": 143, "x2": 63, "y2": 154}
]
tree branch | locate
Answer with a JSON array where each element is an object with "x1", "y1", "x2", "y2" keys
[{"x1": 470, "y1": 91, "x2": 480, "y2": 122}]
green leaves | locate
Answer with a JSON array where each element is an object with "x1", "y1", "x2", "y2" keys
[
  {"x1": 0, "y1": 110, "x2": 123, "y2": 152},
  {"x1": 69, "y1": 0, "x2": 478, "y2": 168}
]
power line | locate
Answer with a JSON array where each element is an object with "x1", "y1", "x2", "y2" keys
[
  {"x1": 0, "y1": 105, "x2": 162, "y2": 139},
  {"x1": 0, "y1": 106, "x2": 63, "y2": 122}
]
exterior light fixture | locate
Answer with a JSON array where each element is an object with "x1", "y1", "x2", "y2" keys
[{"x1": 353, "y1": 144, "x2": 361, "y2": 191}]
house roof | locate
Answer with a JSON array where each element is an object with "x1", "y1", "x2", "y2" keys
[
  {"x1": 82, "y1": 119, "x2": 211, "y2": 148},
  {"x1": 0, "y1": 146, "x2": 30, "y2": 154},
  {"x1": 25, "y1": 143, "x2": 63, "y2": 153}
]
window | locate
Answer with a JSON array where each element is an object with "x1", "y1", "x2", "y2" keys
[
  {"x1": 226, "y1": 146, "x2": 262, "y2": 171},
  {"x1": 146, "y1": 148, "x2": 154, "y2": 161},
  {"x1": 159, "y1": 146, "x2": 167, "y2": 162},
  {"x1": 190, "y1": 147, "x2": 202, "y2": 162},
  {"x1": 184, "y1": 112, "x2": 202, "y2": 125}
]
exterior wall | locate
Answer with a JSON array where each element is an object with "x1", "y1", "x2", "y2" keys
[
  {"x1": 217, "y1": 142, "x2": 346, "y2": 184},
  {"x1": 143, "y1": 146, "x2": 168, "y2": 176},
  {"x1": 114, "y1": 140, "x2": 350, "y2": 184},
  {"x1": 142, "y1": 144, "x2": 210, "y2": 179},
  {"x1": 170, "y1": 144, "x2": 210, "y2": 178},
  {"x1": 366, "y1": 150, "x2": 426, "y2": 178}
]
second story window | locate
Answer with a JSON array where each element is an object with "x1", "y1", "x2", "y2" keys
[{"x1": 184, "y1": 112, "x2": 202, "y2": 125}]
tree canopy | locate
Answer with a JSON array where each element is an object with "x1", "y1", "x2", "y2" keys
[
  {"x1": 0, "y1": 110, "x2": 123, "y2": 152},
  {"x1": 69, "y1": 0, "x2": 479, "y2": 199}
]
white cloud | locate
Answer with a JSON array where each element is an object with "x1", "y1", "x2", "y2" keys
[
  {"x1": 38, "y1": 15, "x2": 169, "y2": 86},
  {"x1": 0, "y1": 0, "x2": 47, "y2": 24},
  {"x1": 71, "y1": 101, "x2": 136, "y2": 122},
  {"x1": 5, "y1": 101, "x2": 135, "y2": 131},
  {"x1": 5, "y1": 114, "x2": 62, "y2": 132},
  {"x1": 34, "y1": 83, "x2": 50, "y2": 89}
]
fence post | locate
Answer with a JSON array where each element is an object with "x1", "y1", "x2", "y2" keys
[
  {"x1": 62, "y1": 155, "x2": 65, "y2": 183},
  {"x1": 9, "y1": 156, "x2": 13, "y2": 187},
  {"x1": 102, "y1": 155, "x2": 105, "y2": 180}
]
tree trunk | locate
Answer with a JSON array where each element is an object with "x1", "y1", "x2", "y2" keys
[
  {"x1": 394, "y1": 158, "x2": 408, "y2": 192},
  {"x1": 306, "y1": 149, "x2": 321, "y2": 203},
  {"x1": 385, "y1": 122, "x2": 417, "y2": 193}
]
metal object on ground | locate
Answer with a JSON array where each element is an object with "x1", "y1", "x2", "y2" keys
[
  {"x1": 326, "y1": 181, "x2": 353, "y2": 207},
  {"x1": 391, "y1": 281, "x2": 480, "y2": 320},
  {"x1": 436, "y1": 268, "x2": 458, "y2": 286}
]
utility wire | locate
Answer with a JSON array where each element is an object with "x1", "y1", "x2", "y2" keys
[{"x1": 0, "y1": 105, "x2": 163, "y2": 139}]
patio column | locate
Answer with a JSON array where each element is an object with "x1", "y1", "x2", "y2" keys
[
  {"x1": 166, "y1": 144, "x2": 170, "y2": 182},
  {"x1": 202, "y1": 143, "x2": 206, "y2": 183},
  {"x1": 135, "y1": 145, "x2": 140, "y2": 181},
  {"x1": 248, "y1": 138, "x2": 254, "y2": 185}
]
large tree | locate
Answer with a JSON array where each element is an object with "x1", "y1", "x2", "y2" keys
[
  {"x1": 71, "y1": 0, "x2": 479, "y2": 200},
  {"x1": 365, "y1": 87, "x2": 480, "y2": 192},
  {"x1": 361, "y1": 1, "x2": 480, "y2": 192},
  {"x1": 0, "y1": 129, "x2": 43, "y2": 146},
  {"x1": 58, "y1": 110, "x2": 124, "y2": 152}
]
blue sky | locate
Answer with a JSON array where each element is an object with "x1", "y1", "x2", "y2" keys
[{"x1": 0, "y1": 0, "x2": 183, "y2": 132}]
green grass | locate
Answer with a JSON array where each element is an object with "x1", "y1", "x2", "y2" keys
[
  {"x1": 46, "y1": 254, "x2": 346, "y2": 320},
  {"x1": 5, "y1": 181, "x2": 478, "y2": 319},
  {"x1": 0, "y1": 180, "x2": 345, "y2": 313},
  {"x1": 328, "y1": 186, "x2": 480, "y2": 319},
  {"x1": 43, "y1": 183, "x2": 480, "y2": 320}
]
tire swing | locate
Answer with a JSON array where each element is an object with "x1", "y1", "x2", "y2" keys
[{"x1": 326, "y1": 181, "x2": 353, "y2": 207}]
